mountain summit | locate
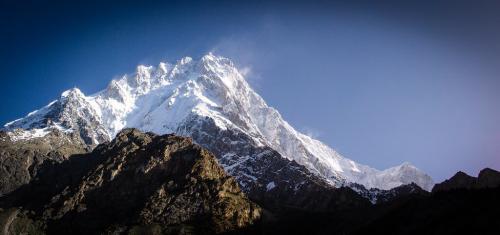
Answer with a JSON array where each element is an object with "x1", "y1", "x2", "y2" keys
[{"x1": 3, "y1": 53, "x2": 433, "y2": 192}]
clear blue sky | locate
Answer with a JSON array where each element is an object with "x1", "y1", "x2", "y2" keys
[{"x1": 1, "y1": 0, "x2": 499, "y2": 182}]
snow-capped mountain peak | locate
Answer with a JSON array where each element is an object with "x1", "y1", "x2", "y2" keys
[
  {"x1": 61, "y1": 87, "x2": 85, "y2": 98},
  {"x1": 3, "y1": 53, "x2": 434, "y2": 191}
]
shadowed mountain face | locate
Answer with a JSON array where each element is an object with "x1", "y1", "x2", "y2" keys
[
  {"x1": 354, "y1": 169, "x2": 500, "y2": 235},
  {"x1": 0, "y1": 130, "x2": 88, "y2": 196},
  {"x1": 235, "y1": 169, "x2": 500, "y2": 235},
  {"x1": 478, "y1": 168, "x2": 500, "y2": 188},
  {"x1": 432, "y1": 168, "x2": 500, "y2": 192},
  {"x1": 0, "y1": 129, "x2": 261, "y2": 234}
]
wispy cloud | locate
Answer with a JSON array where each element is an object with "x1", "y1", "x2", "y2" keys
[
  {"x1": 301, "y1": 126, "x2": 322, "y2": 139},
  {"x1": 210, "y1": 37, "x2": 265, "y2": 88}
]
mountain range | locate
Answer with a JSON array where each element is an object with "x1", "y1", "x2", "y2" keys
[
  {"x1": 4, "y1": 54, "x2": 497, "y2": 234},
  {"x1": 0, "y1": 129, "x2": 498, "y2": 234},
  {"x1": 2, "y1": 53, "x2": 433, "y2": 197}
]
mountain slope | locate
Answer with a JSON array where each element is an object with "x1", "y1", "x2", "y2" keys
[
  {"x1": 0, "y1": 129, "x2": 261, "y2": 234},
  {"x1": 0, "y1": 130, "x2": 88, "y2": 196},
  {"x1": 3, "y1": 53, "x2": 433, "y2": 192}
]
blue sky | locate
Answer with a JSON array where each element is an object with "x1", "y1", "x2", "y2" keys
[{"x1": 1, "y1": 0, "x2": 499, "y2": 181}]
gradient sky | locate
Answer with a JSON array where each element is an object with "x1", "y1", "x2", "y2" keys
[{"x1": 1, "y1": 0, "x2": 499, "y2": 182}]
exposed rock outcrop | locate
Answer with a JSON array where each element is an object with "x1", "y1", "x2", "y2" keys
[
  {"x1": 0, "y1": 129, "x2": 261, "y2": 234},
  {"x1": 0, "y1": 129, "x2": 88, "y2": 196}
]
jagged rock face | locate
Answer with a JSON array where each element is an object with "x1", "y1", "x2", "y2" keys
[
  {"x1": 432, "y1": 168, "x2": 500, "y2": 193},
  {"x1": 4, "y1": 88, "x2": 109, "y2": 146},
  {"x1": 0, "y1": 129, "x2": 261, "y2": 234},
  {"x1": 366, "y1": 183, "x2": 429, "y2": 204},
  {"x1": 433, "y1": 171, "x2": 477, "y2": 192},
  {"x1": 0, "y1": 130, "x2": 88, "y2": 196},
  {"x1": 178, "y1": 115, "x2": 370, "y2": 212},
  {"x1": 2, "y1": 54, "x2": 434, "y2": 193}
]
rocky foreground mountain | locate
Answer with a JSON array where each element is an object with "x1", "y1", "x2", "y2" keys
[
  {"x1": 0, "y1": 129, "x2": 261, "y2": 234},
  {"x1": 0, "y1": 129, "x2": 498, "y2": 234}
]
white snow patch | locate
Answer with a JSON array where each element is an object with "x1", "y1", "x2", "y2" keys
[
  {"x1": 266, "y1": 182, "x2": 276, "y2": 191},
  {"x1": 7, "y1": 128, "x2": 51, "y2": 141}
]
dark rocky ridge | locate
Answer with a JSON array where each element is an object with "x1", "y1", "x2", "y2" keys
[
  {"x1": 235, "y1": 168, "x2": 500, "y2": 235},
  {"x1": 0, "y1": 129, "x2": 261, "y2": 234},
  {"x1": 432, "y1": 168, "x2": 500, "y2": 192},
  {"x1": 354, "y1": 168, "x2": 500, "y2": 234},
  {"x1": 351, "y1": 182, "x2": 430, "y2": 204}
]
